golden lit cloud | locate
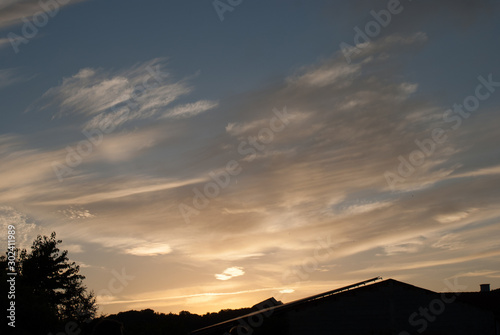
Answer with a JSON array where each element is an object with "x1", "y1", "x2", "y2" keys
[
  {"x1": 215, "y1": 267, "x2": 245, "y2": 281},
  {"x1": 125, "y1": 243, "x2": 172, "y2": 256}
]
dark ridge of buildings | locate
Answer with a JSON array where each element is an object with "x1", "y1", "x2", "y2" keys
[
  {"x1": 191, "y1": 277, "x2": 500, "y2": 335},
  {"x1": 456, "y1": 287, "x2": 500, "y2": 319},
  {"x1": 252, "y1": 297, "x2": 283, "y2": 311}
]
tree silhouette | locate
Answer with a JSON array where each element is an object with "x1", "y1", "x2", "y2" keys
[{"x1": 1, "y1": 232, "x2": 96, "y2": 334}]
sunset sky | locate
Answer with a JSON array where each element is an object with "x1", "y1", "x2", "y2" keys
[{"x1": 1, "y1": 0, "x2": 500, "y2": 315}]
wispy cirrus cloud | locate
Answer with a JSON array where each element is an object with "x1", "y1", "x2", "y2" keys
[
  {"x1": 58, "y1": 206, "x2": 95, "y2": 220},
  {"x1": 0, "y1": 0, "x2": 87, "y2": 29},
  {"x1": 2, "y1": 26, "x2": 500, "y2": 315},
  {"x1": 167, "y1": 30, "x2": 500, "y2": 293},
  {"x1": 287, "y1": 60, "x2": 362, "y2": 88},
  {"x1": 353, "y1": 249, "x2": 500, "y2": 275},
  {"x1": 36, "y1": 176, "x2": 208, "y2": 206},
  {"x1": 0, "y1": 68, "x2": 28, "y2": 89},
  {"x1": 160, "y1": 100, "x2": 219, "y2": 119},
  {"x1": 451, "y1": 270, "x2": 500, "y2": 279},
  {"x1": 66, "y1": 234, "x2": 172, "y2": 257},
  {"x1": 29, "y1": 59, "x2": 217, "y2": 130},
  {"x1": 432, "y1": 233, "x2": 465, "y2": 251}
]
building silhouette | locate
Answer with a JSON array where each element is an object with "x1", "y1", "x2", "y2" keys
[{"x1": 191, "y1": 277, "x2": 499, "y2": 335}]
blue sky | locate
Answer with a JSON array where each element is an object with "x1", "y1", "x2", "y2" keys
[{"x1": 1, "y1": 0, "x2": 500, "y2": 315}]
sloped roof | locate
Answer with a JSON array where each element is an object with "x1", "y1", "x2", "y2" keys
[
  {"x1": 191, "y1": 277, "x2": 435, "y2": 334},
  {"x1": 190, "y1": 278, "x2": 500, "y2": 334}
]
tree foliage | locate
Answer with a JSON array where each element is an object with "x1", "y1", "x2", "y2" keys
[{"x1": 1, "y1": 232, "x2": 96, "y2": 334}]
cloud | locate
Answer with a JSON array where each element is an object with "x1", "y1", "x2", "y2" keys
[
  {"x1": 80, "y1": 235, "x2": 172, "y2": 257},
  {"x1": 215, "y1": 267, "x2": 245, "y2": 281},
  {"x1": 225, "y1": 109, "x2": 310, "y2": 138},
  {"x1": 3, "y1": 28, "x2": 500, "y2": 314},
  {"x1": 160, "y1": 100, "x2": 219, "y2": 119},
  {"x1": 287, "y1": 61, "x2": 362, "y2": 88},
  {"x1": 29, "y1": 59, "x2": 213, "y2": 130},
  {"x1": 62, "y1": 243, "x2": 84, "y2": 253},
  {"x1": 279, "y1": 289, "x2": 295, "y2": 294},
  {"x1": 170, "y1": 30, "x2": 500, "y2": 283},
  {"x1": 225, "y1": 119, "x2": 267, "y2": 137},
  {"x1": 383, "y1": 238, "x2": 425, "y2": 256},
  {"x1": 99, "y1": 286, "x2": 282, "y2": 306},
  {"x1": 48, "y1": 31, "x2": 498, "y2": 279},
  {"x1": 354, "y1": 249, "x2": 500, "y2": 274},
  {"x1": 75, "y1": 261, "x2": 91, "y2": 268},
  {"x1": 451, "y1": 270, "x2": 500, "y2": 278},
  {"x1": 91, "y1": 128, "x2": 164, "y2": 163},
  {"x1": 0, "y1": 0, "x2": 87, "y2": 29},
  {"x1": 434, "y1": 211, "x2": 471, "y2": 224},
  {"x1": 58, "y1": 206, "x2": 95, "y2": 219},
  {"x1": 449, "y1": 164, "x2": 500, "y2": 179},
  {"x1": 336, "y1": 201, "x2": 392, "y2": 216},
  {"x1": 432, "y1": 234, "x2": 465, "y2": 251},
  {"x1": 0, "y1": 68, "x2": 28, "y2": 89},
  {"x1": 0, "y1": 206, "x2": 45, "y2": 250},
  {"x1": 0, "y1": 135, "x2": 66, "y2": 202},
  {"x1": 125, "y1": 243, "x2": 172, "y2": 256},
  {"x1": 36, "y1": 177, "x2": 208, "y2": 205}
]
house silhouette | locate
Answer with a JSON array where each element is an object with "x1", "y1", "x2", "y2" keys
[{"x1": 191, "y1": 277, "x2": 499, "y2": 335}]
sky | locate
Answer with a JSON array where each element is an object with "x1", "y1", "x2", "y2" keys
[{"x1": 1, "y1": 0, "x2": 500, "y2": 315}]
